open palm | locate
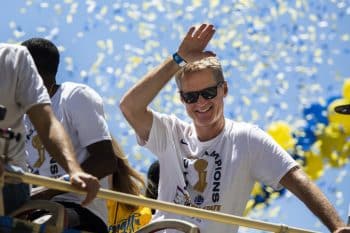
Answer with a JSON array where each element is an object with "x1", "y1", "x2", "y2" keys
[{"x1": 178, "y1": 24, "x2": 216, "y2": 63}]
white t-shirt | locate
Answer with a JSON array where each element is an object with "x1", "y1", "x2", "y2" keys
[
  {"x1": 25, "y1": 82, "x2": 111, "y2": 224},
  {"x1": 0, "y1": 43, "x2": 50, "y2": 170},
  {"x1": 139, "y1": 111, "x2": 298, "y2": 233}
]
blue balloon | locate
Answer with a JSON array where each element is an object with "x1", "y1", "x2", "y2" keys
[
  {"x1": 296, "y1": 127, "x2": 317, "y2": 151},
  {"x1": 302, "y1": 103, "x2": 328, "y2": 126},
  {"x1": 254, "y1": 195, "x2": 265, "y2": 204},
  {"x1": 326, "y1": 95, "x2": 342, "y2": 106}
]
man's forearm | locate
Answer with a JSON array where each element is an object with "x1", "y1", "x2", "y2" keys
[
  {"x1": 120, "y1": 57, "x2": 180, "y2": 115},
  {"x1": 120, "y1": 57, "x2": 181, "y2": 140},
  {"x1": 281, "y1": 167, "x2": 345, "y2": 232},
  {"x1": 297, "y1": 180, "x2": 345, "y2": 231},
  {"x1": 42, "y1": 119, "x2": 82, "y2": 175},
  {"x1": 28, "y1": 104, "x2": 82, "y2": 176}
]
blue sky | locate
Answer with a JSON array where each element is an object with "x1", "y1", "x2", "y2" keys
[{"x1": 1, "y1": 0, "x2": 350, "y2": 232}]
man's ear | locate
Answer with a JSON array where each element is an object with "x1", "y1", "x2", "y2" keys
[
  {"x1": 179, "y1": 93, "x2": 185, "y2": 103},
  {"x1": 223, "y1": 81, "x2": 228, "y2": 97}
]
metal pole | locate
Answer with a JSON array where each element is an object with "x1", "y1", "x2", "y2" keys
[{"x1": 4, "y1": 171, "x2": 319, "y2": 233}]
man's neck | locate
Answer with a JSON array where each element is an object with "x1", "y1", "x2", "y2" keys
[
  {"x1": 46, "y1": 82, "x2": 59, "y2": 98},
  {"x1": 195, "y1": 118, "x2": 225, "y2": 142}
]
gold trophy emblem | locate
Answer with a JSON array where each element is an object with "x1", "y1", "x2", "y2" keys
[
  {"x1": 32, "y1": 135, "x2": 45, "y2": 168},
  {"x1": 193, "y1": 159, "x2": 208, "y2": 192}
]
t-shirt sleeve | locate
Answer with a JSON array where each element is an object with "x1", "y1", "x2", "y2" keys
[
  {"x1": 15, "y1": 46, "x2": 51, "y2": 112},
  {"x1": 66, "y1": 86, "x2": 111, "y2": 147},
  {"x1": 247, "y1": 125, "x2": 298, "y2": 190},
  {"x1": 137, "y1": 111, "x2": 172, "y2": 157}
]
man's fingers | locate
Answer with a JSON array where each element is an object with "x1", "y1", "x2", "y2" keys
[
  {"x1": 178, "y1": 24, "x2": 216, "y2": 62},
  {"x1": 70, "y1": 175, "x2": 86, "y2": 188},
  {"x1": 193, "y1": 24, "x2": 208, "y2": 38},
  {"x1": 81, "y1": 180, "x2": 99, "y2": 206},
  {"x1": 201, "y1": 25, "x2": 215, "y2": 42},
  {"x1": 70, "y1": 172, "x2": 100, "y2": 206},
  {"x1": 185, "y1": 26, "x2": 196, "y2": 39},
  {"x1": 199, "y1": 24, "x2": 215, "y2": 39}
]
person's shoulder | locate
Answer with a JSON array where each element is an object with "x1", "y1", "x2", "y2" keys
[
  {"x1": 61, "y1": 81, "x2": 88, "y2": 91},
  {"x1": 61, "y1": 82, "x2": 104, "y2": 107},
  {"x1": 0, "y1": 43, "x2": 28, "y2": 57},
  {"x1": 153, "y1": 111, "x2": 189, "y2": 127},
  {"x1": 62, "y1": 82, "x2": 100, "y2": 97},
  {"x1": 225, "y1": 119, "x2": 257, "y2": 130},
  {"x1": 225, "y1": 119, "x2": 260, "y2": 137},
  {"x1": 0, "y1": 43, "x2": 22, "y2": 50},
  {"x1": 0, "y1": 44, "x2": 33, "y2": 73}
]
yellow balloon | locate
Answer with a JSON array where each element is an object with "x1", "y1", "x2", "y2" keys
[
  {"x1": 243, "y1": 199, "x2": 255, "y2": 216},
  {"x1": 250, "y1": 182, "x2": 263, "y2": 196},
  {"x1": 303, "y1": 148, "x2": 324, "y2": 180},
  {"x1": 267, "y1": 121, "x2": 296, "y2": 151},
  {"x1": 339, "y1": 141, "x2": 350, "y2": 164},
  {"x1": 319, "y1": 123, "x2": 349, "y2": 167},
  {"x1": 328, "y1": 98, "x2": 350, "y2": 134},
  {"x1": 343, "y1": 79, "x2": 350, "y2": 99},
  {"x1": 244, "y1": 182, "x2": 264, "y2": 216}
]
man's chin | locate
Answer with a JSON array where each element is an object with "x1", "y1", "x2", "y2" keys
[{"x1": 194, "y1": 119, "x2": 214, "y2": 128}]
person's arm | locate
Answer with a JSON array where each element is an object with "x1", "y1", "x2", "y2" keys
[
  {"x1": 280, "y1": 166, "x2": 349, "y2": 232},
  {"x1": 66, "y1": 86, "x2": 118, "y2": 179},
  {"x1": 119, "y1": 23, "x2": 216, "y2": 141},
  {"x1": 31, "y1": 140, "x2": 117, "y2": 200},
  {"x1": 27, "y1": 104, "x2": 100, "y2": 206},
  {"x1": 82, "y1": 140, "x2": 118, "y2": 179}
]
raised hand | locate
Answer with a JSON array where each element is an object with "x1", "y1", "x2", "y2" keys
[{"x1": 177, "y1": 24, "x2": 216, "y2": 63}]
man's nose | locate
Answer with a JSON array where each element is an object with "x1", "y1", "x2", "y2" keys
[{"x1": 196, "y1": 94, "x2": 208, "y2": 105}]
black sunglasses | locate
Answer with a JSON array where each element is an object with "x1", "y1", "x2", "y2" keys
[{"x1": 180, "y1": 81, "x2": 224, "y2": 104}]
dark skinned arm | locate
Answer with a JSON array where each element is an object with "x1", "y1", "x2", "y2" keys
[{"x1": 82, "y1": 139, "x2": 118, "y2": 179}]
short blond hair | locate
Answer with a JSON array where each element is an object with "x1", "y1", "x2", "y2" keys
[{"x1": 175, "y1": 56, "x2": 224, "y2": 89}]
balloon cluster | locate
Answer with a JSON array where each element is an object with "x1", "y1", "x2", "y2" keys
[{"x1": 245, "y1": 79, "x2": 350, "y2": 214}]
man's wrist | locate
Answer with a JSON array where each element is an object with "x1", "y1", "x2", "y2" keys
[{"x1": 172, "y1": 52, "x2": 187, "y2": 67}]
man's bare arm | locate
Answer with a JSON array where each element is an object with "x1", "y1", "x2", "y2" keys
[
  {"x1": 280, "y1": 166, "x2": 348, "y2": 232},
  {"x1": 27, "y1": 104, "x2": 99, "y2": 206},
  {"x1": 120, "y1": 23, "x2": 216, "y2": 141},
  {"x1": 82, "y1": 140, "x2": 118, "y2": 179}
]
